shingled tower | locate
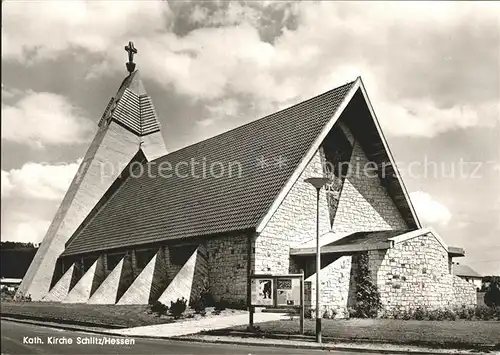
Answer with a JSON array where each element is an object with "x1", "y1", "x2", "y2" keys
[{"x1": 17, "y1": 43, "x2": 168, "y2": 300}]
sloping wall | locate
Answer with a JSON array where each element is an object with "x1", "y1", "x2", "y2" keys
[
  {"x1": 158, "y1": 247, "x2": 200, "y2": 306},
  {"x1": 63, "y1": 260, "x2": 98, "y2": 303},
  {"x1": 43, "y1": 264, "x2": 75, "y2": 302},
  {"x1": 88, "y1": 258, "x2": 124, "y2": 304},
  {"x1": 117, "y1": 254, "x2": 157, "y2": 305}
]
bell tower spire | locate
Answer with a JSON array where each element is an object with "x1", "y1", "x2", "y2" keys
[{"x1": 17, "y1": 42, "x2": 167, "y2": 301}]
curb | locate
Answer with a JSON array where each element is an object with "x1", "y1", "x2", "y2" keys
[
  {"x1": 208, "y1": 330, "x2": 499, "y2": 352},
  {"x1": 2, "y1": 317, "x2": 495, "y2": 355},
  {"x1": 170, "y1": 336, "x2": 475, "y2": 355},
  {"x1": 1, "y1": 313, "x2": 123, "y2": 329},
  {"x1": 1, "y1": 317, "x2": 117, "y2": 337}
]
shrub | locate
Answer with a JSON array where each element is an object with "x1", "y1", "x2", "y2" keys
[
  {"x1": 321, "y1": 308, "x2": 337, "y2": 319},
  {"x1": 194, "y1": 277, "x2": 215, "y2": 307},
  {"x1": 170, "y1": 297, "x2": 187, "y2": 319},
  {"x1": 351, "y1": 252, "x2": 382, "y2": 318},
  {"x1": 455, "y1": 305, "x2": 475, "y2": 320},
  {"x1": 413, "y1": 306, "x2": 426, "y2": 320},
  {"x1": 304, "y1": 308, "x2": 313, "y2": 319},
  {"x1": 150, "y1": 300, "x2": 168, "y2": 317},
  {"x1": 14, "y1": 291, "x2": 32, "y2": 302},
  {"x1": 214, "y1": 297, "x2": 228, "y2": 312},
  {"x1": 233, "y1": 299, "x2": 247, "y2": 310},
  {"x1": 442, "y1": 308, "x2": 457, "y2": 321},
  {"x1": 383, "y1": 305, "x2": 500, "y2": 321},
  {"x1": 401, "y1": 308, "x2": 414, "y2": 320},
  {"x1": 474, "y1": 305, "x2": 495, "y2": 320},
  {"x1": 191, "y1": 297, "x2": 207, "y2": 315},
  {"x1": 246, "y1": 325, "x2": 261, "y2": 332},
  {"x1": 191, "y1": 278, "x2": 215, "y2": 316}
]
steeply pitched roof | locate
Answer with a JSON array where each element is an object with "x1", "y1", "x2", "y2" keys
[
  {"x1": 62, "y1": 81, "x2": 356, "y2": 256},
  {"x1": 98, "y1": 71, "x2": 161, "y2": 137},
  {"x1": 453, "y1": 264, "x2": 482, "y2": 278}
]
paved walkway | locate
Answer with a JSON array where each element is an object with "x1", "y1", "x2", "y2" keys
[{"x1": 113, "y1": 312, "x2": 284, "y2": 337}]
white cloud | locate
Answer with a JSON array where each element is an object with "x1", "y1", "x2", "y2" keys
[
  {"x1": 1, "y1": 159, "x2": 82, "y2": 201},
  {"x1": 1, "y1": 83, "x2": 23, "y2": 100},
  {"x1": 1, "y1": 212, "x2": 50, "y2": 244},
  {"x1": 410, "y1": 191, "x2": 452, "y2": 227},
  {"x1": 199, "y1": 98, "x2": 241, "y2": 127},
  {"x1": 1, "y1": 170, "x2": 14, "y2": 197},
  {"x1": 377, "y1": 100, "x2": 481, "y2": 138},
  {"x1": 1, "y1": 91, "x2": 93, "y2": 147},
  {"x1": 2, "y1": 1, "x2": 499, "y2": 138},
  {"x1": 1, "y1": 1, "x2": 171, "y2": 63}
]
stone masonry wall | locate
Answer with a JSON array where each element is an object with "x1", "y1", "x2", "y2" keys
[
  {"x1": 453, "y1": 274, "x2": 477, "y2": 306},
  {"x1": 360, "y1": 233, "x2": 476, "y2": 311},
  {"x1": 256, "y1": 150, "x2": 330, "y2": 274},
  {"x1": 256, "y1": 129, "x2": 410, "y2": 316},
  {"x1": 332, "y1": 141, "x2": 408, "y2": 234},
  {"x1": 206, "y1": 233, "x2": 248, "y2": 306},
  {"x1": 304, "y1": 255, "x2": 352, "y2": 318}
]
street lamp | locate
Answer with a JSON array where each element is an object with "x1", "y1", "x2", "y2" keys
[{"x1": 304, "y1": 177, "x2": 331, "y2": 344}]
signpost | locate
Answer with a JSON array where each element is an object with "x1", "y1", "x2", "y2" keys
[{"x1": 249, "y1": 271, "x2": 305, "y2": 334}]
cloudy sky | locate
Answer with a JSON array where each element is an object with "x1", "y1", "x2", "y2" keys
[{"x1": 2, "y1": 1, "x2": 499, "y2": 275}]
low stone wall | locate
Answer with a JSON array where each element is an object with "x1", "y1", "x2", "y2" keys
[
  {"x1": 452, "y1": 275, "x2": 476, "y2": 306},
  {"x1": 362, "y1": 233, "x2": 477, "y2": 311}
]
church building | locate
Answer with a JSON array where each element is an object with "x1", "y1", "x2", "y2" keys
[{"x1": 18, "y1": 45, "x2": 476, "y2": 315}]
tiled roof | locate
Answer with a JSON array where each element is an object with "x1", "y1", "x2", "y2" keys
[
  {"x1": 453, "y1": 264, "x2": 482, "y2": 278},
  {"x1": 62, "y1": 81, "x2": 355, "y2": 256}
]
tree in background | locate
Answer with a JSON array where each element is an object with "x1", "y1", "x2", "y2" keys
[
  {"x1": 0, "y1": 242, "x2": 37, "y2": 278},
  {"x1": 484, "y1": 276, "x2": 500, "y2": 307}
]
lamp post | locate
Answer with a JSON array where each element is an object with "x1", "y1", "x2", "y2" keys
[{"x1": 304, "y1": 177, "x2": 331, "y2": 344}]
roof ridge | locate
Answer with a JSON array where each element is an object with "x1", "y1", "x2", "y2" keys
[{"x1": 153, "y1": 80, "x2": 356, "y2": 162}]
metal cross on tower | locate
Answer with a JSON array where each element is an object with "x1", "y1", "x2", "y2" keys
[{"x1": 125, "y1": 41, "x2": 138, "y2": 73}]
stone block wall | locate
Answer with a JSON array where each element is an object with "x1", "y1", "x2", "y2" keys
[
  {"x1": 357, "y1": 233, "x2": 476, "y2": 311},
  {"x1": 254, "y1": 128, "x2": 411, "y2": 316},
  {"x1": 206, "y1": 233, "x2": 248, "y2": 306},
  {"x1": 453, "y1": 275, "x2": 477, "y2": 306},
  {"x1": 256, "y1": 150, "x2": 330, "y2": 274},
  {"x1": 332, "y1": 141, "x2": 408, "y2": 234},
  {"x1": 304, "y1": 255, "x2": 352, "y2": 318},
  {"x1": 256, "y1": 127, "x2": 409, "y2": 274}
]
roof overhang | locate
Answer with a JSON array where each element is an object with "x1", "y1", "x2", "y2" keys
[
  {"x1": 290, "y1": 228, "x2": 467, "y2": 258},
  {"x1": 448, "y1": 246, "x2": 466, "y2": 257},
  {"x1": 290, "y1": 241, "x2": 393, "y2": 256}
]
